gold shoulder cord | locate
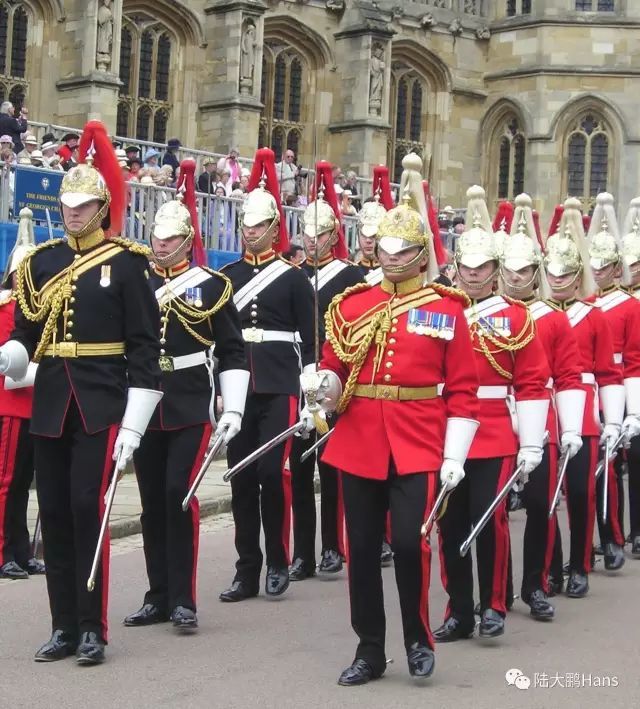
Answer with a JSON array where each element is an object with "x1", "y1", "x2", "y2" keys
[
  {"x1": 161, "y1": 271, "x2": 233, "y2": 347},
  {"x1": 14, "y1": 241, "x2": 72, "y2": 362},
  {"x1": 325, "y1": 282, "x2": 392, "y2": 413},
  {"x1": 110, "y1": 236, "x2": 152, "y2": 258},
  {"x1": 471, "y1": 298, "x2": 535, "y2": 380}
]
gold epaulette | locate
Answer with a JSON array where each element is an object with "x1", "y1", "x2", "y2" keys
[
  {"x1": 543, "y1": 298, "x2": 561, "y2": 312},
  {"x1": 32, "y1": 238, "x2": 65, "y2": 255},
  {"x1": 109, "y1": 236, "x2": 152, "y2": 257},
  {"x1": 431, "y1": 282, "x2": 470, "y2": 307}
]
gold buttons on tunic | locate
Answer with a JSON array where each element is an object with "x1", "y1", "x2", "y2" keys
[
  {"x1": 387, "y1": 350, "x2": 395, "y2": 357},
  {"x1": 389, "y1": 338, "x2": 396, "y2": 345},
  {"x1": 65, "y1": 333, "x2": 73, "y2": 341},
  {"x1": 385, "y1": 362, "x2": 393, "y2": 368},
  {"x1": 384, "y1": 374, "x2": 392, "y2": 382},
  {"x1": 391, "y1": 327, "x2": 397, "y2": 334}
]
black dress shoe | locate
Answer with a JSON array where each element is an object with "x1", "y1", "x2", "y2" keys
[
  {"x1": 34, "y1": 630, "x2": 77, "y2": 662},
  {"x1": 0, "y1": 561, "x2": 28, "y2": 579},
  {"x1": 380, "y1": 541, "x2": 393, "y2": 567},
  {"x1": 318, "y1": 549, "x2": 343, "y2": 574},
  {"x1": 566, "y1": 571, "x2": 589, "y2": 598},
  {"x1": 76, "y1": 632, "x2": 105, "y2": 665},
  {"x1": 289, "y1": 558, "x2": 316, "y2": 581},
  {"x1": 593, "y1": 543, "x2": 604, "y2": 556},
  {"x1": 433, "y1": 616, "x2": 475, "y2": 643},
  {"x1": 24, "y1": 558, "x2": 46, "y2": 575},
  {"x1": 170, "y1": 606, "x2": 198, "y2": 631},
  {"x1": 219, "y1": 580, "x2": 259, "y2": 603},
  {"x1": 265, "y1": 567, "x2": 289, "y2": 596},
  {"x1": 478, "y1": 609, "x2": 504, "y2": 639},
  {"x1": 407, "y1": 643, "x2": 435, "y2": 679},
  {"x1": 526, "y1": 589, "x2": 555, "y2": 621},
  {"x1": 123, "y1": 603, "x2": 169, "y2": 627},
  {"x1": 547, "y1": 576, "x2": 564, "y2": 597},
  {"x1": 337, "y1": 658, "x2": 382, "y2": 686},
  {"x1": 632, "y1": 536, "x2": 640, "y2": 558},
  {"x1": 604, "y1": 542, "x2": 625, "y2": 571}
]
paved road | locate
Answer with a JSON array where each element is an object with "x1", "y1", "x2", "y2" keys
[{"x1": 1, "y1": 505, "x2": 639, "y2": 709}]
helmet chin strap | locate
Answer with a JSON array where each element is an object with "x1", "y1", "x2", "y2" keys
[
  {"x1": 304, "y1": 229, "x2": 336, "y2": 261},
  {"x1": 153, "y1": 232, "x2": 194, "y2": 268},
  {"x1": 63, "y1": 200, "x2": 109, "y2": 240},
  {"x1": 546, "y1": 268, "x2": 581, "y2": 293},
  {"x1": 500, "y1": 265, "x2": 539, "y2": 293},
  {"x1": 454, "y1": 261, "x2": 498, "y2": 289},
  {"x1": 242, "y1": 217, "x2": 279, "y2": 254},
  {"x1": 379, "y1": 246, "x2": 426, "y2": 275}
]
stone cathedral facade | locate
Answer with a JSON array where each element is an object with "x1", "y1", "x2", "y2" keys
[{"x1": 1, "y1": 0, "x2": 639, "y2": 218}]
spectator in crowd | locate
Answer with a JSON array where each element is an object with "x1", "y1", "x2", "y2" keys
[
  {"x1": 198, "y1": 157, "x2": 216, "y2": 194},
  {"x1": 30, "y1": 150, "x2": 45, "y2": 168},
  {"x1": 274, "y1": 149, "x2": 299, "y2": 196},
  {"x1": 154, "y1": 164, "x2": 174, "y2": 187},
  {"x1": 162, "y1": 138, "x2": 181, "y2": 176},
  {"x1": 0, "y1": 101, "x2": 28, "y2": 153},
  {"x1": 143, "y1": 148, "x2": 160, "y2": 167},
  {"x1": 47, "y1": 154, "x2": 64, "y2": 172},
  {"x1": 214, "y1": 182, "x2": 226, "y2": 197},
  {"x1": 216, "y1": 147, "x2": 241, "y2": 184},
  {"x1": 128, "y1": 156, "x2": 142, "y2": 178},
  {"x1": 16, "y1": 133, "x2": 37, "y2": 162},
  {"x1": 239, "y1": 167, "x2": 251, "y2": 191},
  {"x1": 283, "y1": 244, "x2": 305, "y2": 265},
  {"x1": 61, "y1": 145, "x2": 79, "y2": 171},
  {"x1": 219, "y1": 166, "x2": 233, "y2": 194},
  {"x1": 452, "y1": 216, "x2": 465, "y2": 235},
  {"x1": 57, "y1": 132, "x2": 80, "y2": 163},
  {"x1": 0, "y1": 135, "x2": 14, "y2": 152},
  {"x1": 339, "y1": 188, "x2": 357, "y2": 217},
  {"x1": 126, "y1": 145, "x2": 140, "y2": 161},
  {"x1": 41, "y1": 138, "x2": 59, "y2": 164}
]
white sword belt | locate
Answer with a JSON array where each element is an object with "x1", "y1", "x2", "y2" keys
[
  {"x1": 242, "y1": 328, "x2": 302, "y2": 344},
  {"x1": 159, "y1": 351, "x2": 207, "y2": 373}
]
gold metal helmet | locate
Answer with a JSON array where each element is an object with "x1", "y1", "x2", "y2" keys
[
  {"x1": 60, "y1": 163, "x2": 110, "y2": 209},
  {"x1": 586, "y1": 192, "x2": 621, "y2": 270},
  {"x1": 358, "y1": 198, "x2": 387, "y2": 238},
  {"x1": 302, "y1": 194, "x2": 338, "y2": 238},
  {"x1": 376, "y1": 196, "x2": 426, "y2": 255},
  {"x1": 152, "y1": 199, "x2": 194, "y2": 240},
  {"x1": 502, "y1": 193, "x2": 543, "y2": 271},
  {"x1": 622, "y1": 197, "x2": 640, "y2": 266},
  {"x1": 3, "y1": 207, "x2": 35, "y2": 286},
  {"x1": 456, "y1": 185, "x2": 498, "y2": 268},
  {"x1": 242, "y1": 187, "x2": 279, "y2": 228}
]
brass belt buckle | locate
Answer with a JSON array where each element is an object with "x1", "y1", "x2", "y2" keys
[
  {"x1": 243, "y1": 327, "x2": 264, "y2": 343},
  {"x1": 378, "y1": 385, "x2": 397, "y2": 400},
  {"x1": 57, "y1": 341, "x2": 78, "y2": 358},
  {"x1": 159, "y1": 355, "x2": 174, "y2": 372}
]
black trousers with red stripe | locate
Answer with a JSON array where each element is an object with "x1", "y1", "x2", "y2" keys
[
  {"x1": 626, "y1": 436, "x2": 640, "y2": 538},
  {"x1": 134, "y1": 424, "x2": 211, "y2": 612},
  {"x1": 227, "y1": 392, "x2": 295, "y2": 585},
  {"x1": 290, "y1": 416, "x2": 344, "y2": 566},
  {"x1": 520, "y1": 444, "x2": 557, "y2": 599},
  {"x1": 596, "y1": 458, "x2": 625, "y2": 547},
  {"x1": 565, "y1": 436, "x2": 598, "y2": 574},
  {"x1": 0, "y1": 416, "x2": 34, "y2": 567},
  {"x1": 33, "y1": 400, "x2": 117, "y2": 641},
  {"x1": 342, "y1": 463, "x2": 436, "y2": 675},
  {"x1": 438, "y1": 456, "x2": 513, "y2": 621}
]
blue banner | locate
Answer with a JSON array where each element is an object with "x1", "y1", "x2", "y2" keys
[{"x1": 13, "y1": 166, "x2": 64, "y2": 224}]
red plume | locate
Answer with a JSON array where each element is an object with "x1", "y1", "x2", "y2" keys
[
  {"x1": 531, "y1": 210, "x2": 544, "y2": 249},
  {"x1": 548, "y1": 204, "x2": 564, "y2": 238},
  {"x1": 423, "y1": 181, "x2": 447, "y2": 266},
  {"x1": 314, "y1": 161, "x2": 348, "y2": 259},
  {"x1": 78, "y1": 120, "x2": 125, "y2": 236},
  {"x1": 582, "y1": 214, "x2": 591, "y2": 233},
  {"x1": 492, "y1": 201, "x2": 514, "y2": 233},
  {"x1": 372, "y1": 165, "x2": 394, "y2": 210},
  {"x1": 176, "y1": 159, "x2": 206, "y2": 266},
  {"x1": 248, "y1": 148, "x2": 289, "y2": 253}
]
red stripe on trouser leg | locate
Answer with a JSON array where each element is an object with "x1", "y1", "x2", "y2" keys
[
  {"x1": 420, "y1": 473, "x2": 437, "y2": 650},
  {"x1": 584, "y1": 437, "x2": 598, "y2": 573},
  {"x1": 490, "y1": 456, "x2": 514, "y2": 614},
  {"x1": 605, "y1": 461, "x2": 625, "y2": 546},
  {"x1": 542, "y1": 445, "x2": 559, "y2": 594},
  {"x1": 279, "y1": 396, "x2": 298, "y2": 565},
  {"x1": 336, "y1": 471, "x2": 345, "y2": 557},
  {"x1": 99, "y1": 424, "x2": 119, "y2": 643},
  {"x1": 186, "y1": 424, "x2": 212, "y2": 606},
  {"x1": 0, "y1": 417, "x2": 20, "y2": 565}
]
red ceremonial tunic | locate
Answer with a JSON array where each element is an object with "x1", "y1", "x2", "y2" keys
[
  {"x1": 592, "y1": 288, "x2": 640, "y2": 379},
  {"x1": 0, "y1": 295, "x2": 33, "y2": 419},
  {"x1": 463, "y1": 295, "x2": 550, "y2": 459},
  {"x1": 528, "y1": 300, "x2": 583, "y2": 445},
  {"x1": 555, "y1": 300, "x2": 622, "y2": 437},
  {"x1": 320, "y1": 278, "x2": 479, "y2": 479}
]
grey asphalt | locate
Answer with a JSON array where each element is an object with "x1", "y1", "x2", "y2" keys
[{"x1": 2, "y1": 501, "x2": 639, "y2": 709}]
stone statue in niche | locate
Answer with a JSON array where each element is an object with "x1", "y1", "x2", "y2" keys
[
  {"x1": 96, "y1": 0, "x2": 114, "y2": 72},
  {"x1": 369, "y1": 43, "x2": 385, "y2": 116},
  {"x1": 240, "y1": 19, "x2": 257, "y2": 95}
]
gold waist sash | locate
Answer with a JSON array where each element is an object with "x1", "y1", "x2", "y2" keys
[{"x1": 43, "y1": 341, "x2": 126, "y2": 358}]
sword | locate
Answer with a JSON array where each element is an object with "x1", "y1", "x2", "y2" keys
[
  {"x1": 87, "y1": 467, "x2": 118, "y2": 592},
  {"x1": 181, "y1": 433, "x2": 227, "y2": 511},
  {"x1": 421, "y1": 484, "x2": 449, "y2": 538},
  {"x1": 31, "y1": 512, "x2": 42, "y2": 559},
  {"x1": 223, "y1": 422, "x2": 306, "y2": 482},
  {"x1": 300, "y1": 428, "x2": 334, "y2": 463},
  {"x1": 548, "y1": 448, "x2": 571, "y2": 519},
  {"x1": 594, "y1": 432, "x2": 625, "y2": 480},
  {"x1": 459, "y1": 460, "x2": 525, "y2": 557},
  {"x1": 45, "y1": 208, "x2": 53, "y2": 239},
  {"x1": 602, "y1": 440, "x2": 611, "y2": 525}
]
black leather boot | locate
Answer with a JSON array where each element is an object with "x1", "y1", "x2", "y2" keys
[
  {"x1": 433, "y1": 616, "x2": 475, "y2": 643},
  {"x1": 407, "y1": 643, "x2": 435, "y2": 679},
  {"x1": 170, "y1": 606, "x2": 198, "y2": 631},
  {"x1": 604, "y1": 542, "x2": 625, "y2": 571},
  {"x1": 76, "y1": 632, "x2": 105, "y2": 665},
  {"x1": 566, "y1": 571, "x2": 589, "y2": 598},
  {"x1": 478, "y1": 609, "x2": 504, "y2": 639},
  {"x1": 34, "y1": 630, "x2": 78, "y2": 662},
  {"x1": 219, "y1": 580, "x2": 259, "y2": 603},
  {"x1": 123, "y1": 603, "x2": 169, "y2": 627},
  {"x1": 265, "y1": 567, "x2": 289, "y2": 596},
  {"x1": 525, "y1": 589, "x2": 555, "y2": 621}
]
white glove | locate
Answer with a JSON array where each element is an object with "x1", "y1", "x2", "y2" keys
[
  {"x1": 113, "y1": 388, "x2": 163, "y2": 472},
  {"x1": 440, "y1": 459, "x2": 465, "y2": 491},
  {"x1": 300, "y1": 369, "x2": 342, "y2": 414},
  {"x1": 623, "y1": 414, "x2": 640, "y2": 446},
  {"x1": 0, "y1": 340, "x2": 29, "y2": 379},
  {"x1": 600, "y1": 423, "x2": 621, "y2": 450},
  {"x1": 517, "y1": 446, "x2": 543, "y2": 482},
  {"x1": 299, "y1": 404, "x2": 326, "y2": 438},
  {"x1": 560, "y1": 431, "x2": 583, "y2": 459},
  {"x1": 215, "y1": 411, "x2": 242, "y2": 443}
]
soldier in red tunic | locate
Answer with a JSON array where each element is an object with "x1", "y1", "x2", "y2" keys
[
  {"x1": 544, "y1": 198, "x2": 624, "y2": 598},
  {"x1": 298, "y1": 154, "x2": 479, "y2": 686},
  {"x1": 434, "y1": 186, "x2": 550, "y2": 643}
]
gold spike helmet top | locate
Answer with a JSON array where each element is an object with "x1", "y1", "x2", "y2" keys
[{"x1": 455, "y1": 185, "x2": 499, "y2": 268}]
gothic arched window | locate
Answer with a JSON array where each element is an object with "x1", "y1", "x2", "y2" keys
[
  {"x1": 576, "y1": 1, "x2": 615, "y2": 9},
  {"x1": 260, "y1": 44, "x2": 306, "y2": 160},
  {"x1": 565, "y1": 112, "x2": 610, "y2": 205},
  {"x1": 507, "y1": 0, "x2": 532, "y2": 15},
  {"x1": 495, "y1": 115, "x2": 526, "y2": 200},
  {"x1": 117, "y1": 18, "x2": 174, "y2": 142},
  {"x1": 388, "y1": 69, "x2": 426, "y2": 183},
  {"x1": 0, "y1": 1, "x2": 29, "y2": 112}
]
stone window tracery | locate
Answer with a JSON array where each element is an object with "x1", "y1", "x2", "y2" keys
[
  {"x1": 0, "y1": 1, "x2": 28, "y2": 112},
  {"x1": 566, "y1": 112, "x2": 610, "y2": 206}
]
